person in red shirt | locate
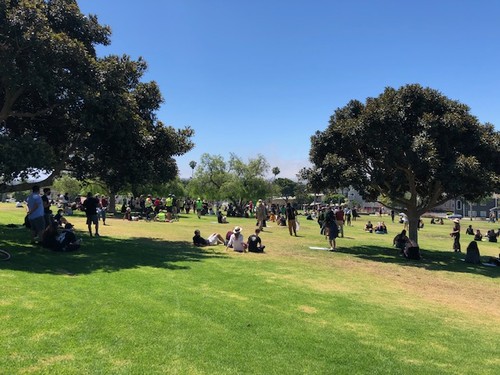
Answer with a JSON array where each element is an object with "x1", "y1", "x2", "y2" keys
[
  {"x1": 100, "y1": 195, "x2": 109, "y2": 225},
  {"x1": 335, "y1": 207, "x2": 345, "y2": 238}
]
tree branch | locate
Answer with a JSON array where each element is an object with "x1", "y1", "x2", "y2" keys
[
  {"x1": 9, "y1": 105, "x2": 56, "y2": 119},
  {"x1": 0, "y1": 86, "x2": 26, "y2": 122},
  {"x1": 0, "y1": 135, "x2": 81, "y2": 193}
]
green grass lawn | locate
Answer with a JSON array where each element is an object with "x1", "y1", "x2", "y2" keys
[{"x1": 1, "y1": 204, "x2": 499, "y2": 374}]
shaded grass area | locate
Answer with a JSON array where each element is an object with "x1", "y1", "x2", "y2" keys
[
  {"x1": 1, "y1": 206, "x2": 499, "y2": 374},
  {"x1": 342, "y1": 244, "x2": 499, "y2": 278}
]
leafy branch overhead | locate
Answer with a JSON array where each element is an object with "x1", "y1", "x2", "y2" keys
[{"x1": 0, "y1": 0, "x2": 193, "y2": 192}]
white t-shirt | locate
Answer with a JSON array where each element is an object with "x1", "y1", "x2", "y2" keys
[{"x1": 228, "y1": 233, "x2": 245, "y2": 251}]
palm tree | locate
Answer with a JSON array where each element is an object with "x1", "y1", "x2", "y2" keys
[
  {"x1": 272, "y1": 167, "x2": 280, "y2": 180},
  {"x1": 189, "y1": 160, "x2": 197, "y2": 177}
]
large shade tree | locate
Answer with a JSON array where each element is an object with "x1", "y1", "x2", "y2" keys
[
  {"x1": 0, "y1": 0, "x2": 110, "y2": 189},
  {"x1": 70, "y1": 54, "x2": 194, "y2": 210},
  {"x1": 0, "y1": 0, "x2": 193, "y2": 194},
  {"x1": 303, "y1": 84, "x2": 500, "y2": 243}
]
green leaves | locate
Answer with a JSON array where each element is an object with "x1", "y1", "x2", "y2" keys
[
  {"x1": 188, "y1": 153, "x2": 273, "y2": 207},
  {"x1": 0, "y1": 1, "x2": 193, "y2": 193},
  {"x1": 305, "y1": 84, "x2": 500, "y2": 241}
]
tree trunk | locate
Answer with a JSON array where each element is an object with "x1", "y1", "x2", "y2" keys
[
  {"x1": 109, "y1": 193, "x2": 116, "y2": 214},
  {"x1": 407, "y1": 206, "x2": 420, "y2": 244}
]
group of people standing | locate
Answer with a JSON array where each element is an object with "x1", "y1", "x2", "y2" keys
[{"x1": 26, "y1": 186, "x2": 104, "y2": 243}]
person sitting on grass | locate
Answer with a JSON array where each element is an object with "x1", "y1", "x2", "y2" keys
[
  {"x1": 466, "y1": 225, "x2": 474, "y2": 235},
  {"x1": 225, "y1": 226, "x2": 247, "y2": 253},
  {"x1": 53, "y1": 209, "x2": 69, "y2": 227},
  {"x1": 487, "y1": 229, "x2": 498, "y2": 242},
  {"x1": 192, "y1": 230, "x2": 225, "y2": 246},
  {"x1": 473, "y1": 229, "x2": 483, "y2": 241},
  {"x1": 217, "y1": 209, "x2": 228, "y2": 224},
  {"x1": 41, "y1": 223, "x2": 81, "y2": 252},
  {"x1": 154, "y1": 211, "x2": 167, "y2": 222},
  {"x1": 277, "y1": 213, "x2": 287, "y2": 226},
  {"x1": 464, "y1": 241, "x2": 481, "y2": 264},
  {"x1": 375, "y1": 221, "x2": 388, "y2": 234},
  {"x1": 247, "y1": 229, "x2": 265, "y2": 253},
  {"x1": 364, "y1": 221, "x2": 374, "y2": 233},
  {"x1": 403, "y1": 239, "x2": 421, "y2": 260},
  {"x1": 393, "y1": 229, "x2": 409, "y2": 253},
  {"x1": 123, "y1": 207, "x2": 132, "y2": 221}
]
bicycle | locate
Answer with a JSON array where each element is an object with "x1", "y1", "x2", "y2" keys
[{"x1": 0, "y1": 249, "x2": 11, "y2": 261}]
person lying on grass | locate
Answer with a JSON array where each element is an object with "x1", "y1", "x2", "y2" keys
[{"x1": 192, "y1": 230, "x2": 225, "y2": 247}]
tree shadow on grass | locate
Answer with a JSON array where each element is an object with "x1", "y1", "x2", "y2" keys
[
  {"x1": 0, "y1": 227, "x2": 228, "y2": 275},
  {"x1": 341, "y1": 245, "x2": 499, "y2": 278}
]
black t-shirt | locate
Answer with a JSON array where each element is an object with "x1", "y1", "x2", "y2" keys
[
  {"x1": 42, "y1": 194, "x2": 51, "y2": 214},
  {"x1": 286, "y1": 206, "x2": 296, "y2": 220},
  {"x1": 325, "y1": 211, "x2": 335, "y2": 224},
  {"x1": 193, "y1": 234, "x2": 208, "y2": 246},
  {"x1": 83, "y1": 197, "x2": 99, "y2": 217},
  {"x1": 247, "y1": 234, "x2": 262, "y2": 252}
]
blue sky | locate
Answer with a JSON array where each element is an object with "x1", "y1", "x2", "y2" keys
[{"x1": 79, "y1": 0, "x2": 500, "y2": 179}]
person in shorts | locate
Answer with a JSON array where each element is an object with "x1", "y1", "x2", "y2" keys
[
  {"x1": 82, "y1": 192, "x2": 100, "y2": 237},
  {"x1": 26, "y1": 185, "x2": 45, "y2": 243},
  {"x1": 192, "y1": 230, "x2": 225, "y2": 246}
]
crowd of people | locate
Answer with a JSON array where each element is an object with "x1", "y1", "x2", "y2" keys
[
  {"x1": 25, "y1": 185, "x2": 83, "y2": 251},
  {"x1": 22, "y1": 188, "x2": 500, "y2": 266},
  {"x1": 192, "y1": 226, "x2": 266, "y2": 253}
]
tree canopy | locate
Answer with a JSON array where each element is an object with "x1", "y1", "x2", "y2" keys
[
  {"x1": 304, "y1": 84, "x2": 500, "y2": 242},
  {"x1": 273, "y1": 177, "x2": 298, "y2": 202},
  {"x1": 188, "y1": 153, "x2": 273, "y2": 212},
  {"x1": 0, "y1": 0, "x2": 193, "y2": 192}
]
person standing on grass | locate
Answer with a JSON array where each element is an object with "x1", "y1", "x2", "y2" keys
[
  {"x1": 42, "y1": 187, "x2": 53, "y2": 228},
  {"x1": 324, "y1": 207, "x2": 339, "y2": 251},
  {"x1": 335, "y1": 206, "x2": 345, "y2": 238},
  {"x1": 26, "y1": 185, "x2": 45, "y2": 243},
  {"x1": 100, "y1": 195, "x2": 108, "y2": 225},
  {"x1": 285, "y1": 202, "x2": 298, "y2": 236},
  {"x1": 195, "y1": 197, "x2": 203, "y2": 218},
  {"x1": 450, "y1": 219, "x2": 461, "y2": 252},
  {"x1": 83, "y1": 192, "x2": 100, "y2": 237},
  {"x1": 255, "y1": 199, "x2": 267, "y2": 231}
]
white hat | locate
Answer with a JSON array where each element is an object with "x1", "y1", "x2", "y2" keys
[
  {"x1": 453, "y1": 218, "x2": 460, "y2": 224},
  {"x1": 233, "y1": 226, "x2": 242, "y2": 234}
]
